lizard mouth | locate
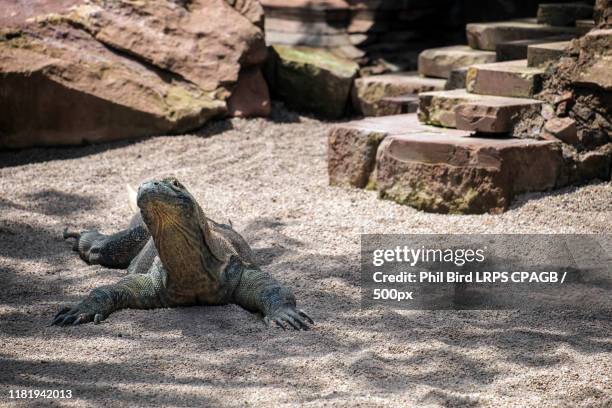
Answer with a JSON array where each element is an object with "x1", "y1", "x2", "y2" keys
[{"x1": 137, "y1": 178, "x2": 196, "y2": 230}]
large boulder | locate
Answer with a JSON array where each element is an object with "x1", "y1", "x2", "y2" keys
[
  {"x1": 266, "y1": 45, "x2": 359, "y2": 118},
  {"x1": 227, "y1": 67, "x2": 271, "y2": 117},
  {"x1": 0, "y1": 0, "x2": 268, "y2": 148}
]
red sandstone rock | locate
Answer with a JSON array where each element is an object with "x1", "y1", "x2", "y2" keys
[
  {"x1": 573, "y1": 29, "x2": 612, "y2": 90},
  {"x1": 0, "y1": 0, "x2": 268, "y2": 148},
  {"x1": 352, "y1": 72, "x2": 445, "y2": 116},
  {"x1": 466, "y1": 19, "x2": 576, "y2": 51},
  {"x1": 527, "y1": 41, "x2": 571, "y2": 67},
  {"x1": 537, "y1": 2, "x2": 594, "y2": 27},
  {"x1": 328, "y1": 114, "x2": 473, "y2": 188},
  {"x1": 576, "y1": 149, "x2": 612, "y2": 181},
  {"x1": 419, "y1": 89, "x2": 543, "y2": 134},
  {"x1": 495, "y1": 36, "x2": 575, "y2": 61},
  {"x1": 544, "y1": 117, "x2": 579, "y2": 145},
  {"x1": 376, "y1": 95, "x2": 419, "y2": 116},
  {"x1": 466, "y1": 60, "x2": 545, "y2": 98},
  {"x1": 417, "y1": 45, "x2": 496, "y2": 79},
  {"x1": 227, "y1": 68, "x2": 271, "y2": 117},
  {"x1": 375, "y1": 134, "x2": 563, "y2": 214}
]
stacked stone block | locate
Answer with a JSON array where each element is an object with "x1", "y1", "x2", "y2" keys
[{"x1": 328, "y1": 1, "x2": 610, "y2": 214}]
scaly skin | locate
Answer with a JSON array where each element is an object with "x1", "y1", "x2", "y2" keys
[{"x1": 53, "y1": 177, "x2": 313, "y2": 330}]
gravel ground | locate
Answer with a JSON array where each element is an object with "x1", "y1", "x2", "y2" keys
[{"x1": 1, "y1": 107, "x2": 611, "y2": 407}]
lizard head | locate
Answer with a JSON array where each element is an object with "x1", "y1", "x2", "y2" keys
[
  {"x1": 136, "y1": 177, "x2": 225, "y2": 280},
  {"x1": 136, "y1": 176, "x2": 201, "y2": 235}
]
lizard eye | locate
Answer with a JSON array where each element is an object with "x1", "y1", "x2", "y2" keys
[{"x1": 172, "y1": 179, "x2": 181, "y2": 188}]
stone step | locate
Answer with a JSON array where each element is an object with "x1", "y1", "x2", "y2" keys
[
  {"x1": 351, "y1": 72, "x2": 446, "y2": 117},
  {"x1": 495, "y1": 35, "x2": 575, "y2": 61},
  {"x1": 444, "y1": 67, "x2": 469, "y2": 90},
  {"x1": 418, "y1": 89, "x2": 543, "y2": 134},
  {"x1": 330, "y1": 45, "x2": 367, "y2": 60},
  {"x1": 264, "y1": 17, "x2": 346, "y2": 35},
  {"x1": 375, "y1": 134, "x2": 563, "y2": 214},
  {"x1": 466, "y1": 19, "x2": 577, "y2": 51},
  {"x1": 527, "y1": 41, "x2": 570, "y2": 67},
  {"x1": 466, "y1": 59, "x2": 545, "y2": 98},
  {"x1": 260, "y1": 0, "x2": 350, "y2": 21},
  {"x1": 576, "y1": 19, "x2": 595, "y2": 35},
  {"x1": 328, "y1": 113, "x2": 473, "y2": 188},
  {"x1": 376, "y1": 94, "x2": 420, "y2": 116},
  {"x1": 417, "y1": 45, "x2": 496, "y2": 79},
  {"x1": 537, "y1": 2, "x2": 594, "y2": 27},
  {"x1": 265, "y1": 31, "x2": 351, "y2": 47}
]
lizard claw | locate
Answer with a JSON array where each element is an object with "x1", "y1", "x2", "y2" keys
[
  {"x1": 51, "y1": 302, "x2": 106, "y2": 327},
  {"x1": 264, "y1": 306, "x2": 314, "y2": 331},
  {"x1": 62, "y1": 228, "x2": 103, "y2": 264},
  {"x1": 63, "y1": 228, "x2": 80, "y2": 240}
]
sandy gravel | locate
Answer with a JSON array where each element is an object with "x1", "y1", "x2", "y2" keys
[{"x1": 1, "y1": 107, "x2": 611, "y2": 407}]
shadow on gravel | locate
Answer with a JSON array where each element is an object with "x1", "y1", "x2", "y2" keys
[
  {"x1": 0, "y1": 104, "x2": 311, "y2": 170},
  {"x1": 241, "y1": 217, "x2": 304, "y2": 267},
  {"x1": 0, "y1": 354, "x2": 221, "y2": 407},
  {"x1": 0, "y1": 139, "x2": 142, "y2": 169},
  {"x1": 194, "y1": 119, "x2": 234, "y2": 138},
  {"x1": 420, "y1": 389, "x2": 481, "y2": 407},
  {"x1": 22, "y1": 189, "x2": 101, "y2": 216},
  {"x1": 0, "y1": 189, "x2": 101, "y2": 264},
  {"x1": 0, "y1": 221, "x2": 65, "y2": 260},
  {"x1": 267, "y1": 102, "x2": 303, "y2": 124}
]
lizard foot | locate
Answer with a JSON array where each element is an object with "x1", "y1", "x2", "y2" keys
[
  {"x1": 51, "y1": 302, "x2": 107, "y2": 326},
  {"x1": 63, "y1": 227, "x2": 104, "y2": 264},
  {"x1": 264, "y1": 306, "x2": 314, "y2": 331}
]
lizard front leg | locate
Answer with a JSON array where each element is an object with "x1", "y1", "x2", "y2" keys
[
  {"x1": 52, "y1": 260, "x2": 167, "y2": 326},
  {"x1": 231, "y1": 268, "x2": 314, "y2": 330},
  {"x1": 63, "y1": 213, "x2": 150, "y2": 269}
]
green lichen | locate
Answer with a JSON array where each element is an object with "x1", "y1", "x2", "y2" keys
[
  {"x1": 3, "y1": 35, "x2": 31, "y2": 49},
  {"x1": 383, "y1": 181, "x2": 441, "y2": 212},
  {"x1": 273, "y1": 45, "x2": 358, "y2": 77},
  {"x1": 367, "y1": 131, "x2": 386, "y2": 146},
  {"x1": 382, "y1": 180, "x2": 483, "y2": 214},
  {"x1": 164, "y1": 85, "x2": 221, "y2": 120},
  {"x1": 465, "y1": 67, "x2": 477, "y2": 93},
  {"x1": 448, "y1": 188, "x2": 480, "y2": 214},
  {"x1": 31, "y1": 13, "x2": 67, "y2": 25},
  {"x1": 365, "y1": 178, "x2": 377, "y2": 191}
]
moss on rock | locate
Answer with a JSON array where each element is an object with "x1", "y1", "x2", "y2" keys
[{"x1": 268, "y1": 45, "x2": 358, "y2": 119}]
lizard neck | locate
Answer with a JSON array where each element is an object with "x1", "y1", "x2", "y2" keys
[{"x1": 150, "y1": 207, "x2": 227, "y2": 291}]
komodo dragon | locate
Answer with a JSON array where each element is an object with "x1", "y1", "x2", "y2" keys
[{"x1": 53, "y1": 177, "x2": 313, "y2": 330}]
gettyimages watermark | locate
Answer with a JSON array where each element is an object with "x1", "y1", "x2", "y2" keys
[{"x1": 361, "y1": 234, "x2": 612, "y2": 310}]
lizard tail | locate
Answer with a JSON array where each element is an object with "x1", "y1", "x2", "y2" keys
[{"x1": 126, "y1": 184, "x2": 138, "y2": 213}]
